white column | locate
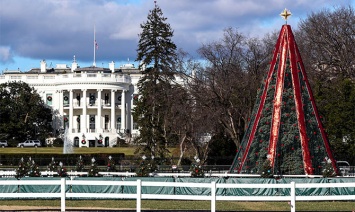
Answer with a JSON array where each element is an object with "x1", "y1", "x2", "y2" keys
[
  {"x1": 121, "y1": 90, "x2": 126, "y2": 131},
  {"x1": 111, "y1": 89, "x2": 116, "y2": 132},
  {"x1": 97, "y1": 89, "x2": 102, "y2": 133},
  {"x1": 57, "y1": 90, "x2": 63, "y2": 132},
  {"x1": 82, "y1": 89, "x2": 87, "y2": 133},
  {"x1": 69, "y1": 90, "x2": 73, "y2": 133}
]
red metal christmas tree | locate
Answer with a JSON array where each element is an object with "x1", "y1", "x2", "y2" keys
[{"x1": 230, "y1": 9, "x2": 338, "y2": 176}]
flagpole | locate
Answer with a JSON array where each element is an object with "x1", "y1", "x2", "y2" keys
[{"x1": 93, "y1": 25, "x2": 96, "y2": 67}]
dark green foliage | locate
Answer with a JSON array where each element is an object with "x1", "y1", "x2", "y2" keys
[
  {"x1": 206, "y1": 131, "x2": 236, "y2": 165},
  {"x1": 58, "y1": 162, "x2": 67, "y2": 177},
  {"x1": 136, "y1": 3, "x2": 177, "y2": 73},
  {"x1": 47, "y1": 157, "x2": 57, "y2": 171},
  {"x1": 136, "y1": 156, "x2": 157, "y2": 177},
  {"x1": 0, "y1": 82, "x2": 53, "y2": 141},
  {"x1": 322, "y1": 157, "x2": 336, "y2": 177},
  {"x1": 314, "y1": 79, "x2": 355, "y2": 166},
  {"x1": 88, "y1": 158, "x2": 99, "y2": 177},
  {"x1": 16, "y1": 157, "x2": 28, "y2": 179},
  {"x1": 75, "y1": 155, "x2": 85, "y2": 171},
  {"x1": 107, "y1": 155, "x2": 116, "y2": 171},
  {"x1": 134, "y1": 3, "x2": 177, "y2": 164},
  {"x1": 52, "y1": 138, "x2": 64, "y2": 147},
  {"x1": 190, "y1": 156, "x2": 204, "y2": 178},
  {"x1": 260, "y1": 158, "x2": 273, "y2": 178},
  {"x1": 28, "y1": 159, "x2": 40, "y2": 177},
  {"x1": 16, "y1": 157, "x2": 40, "y2": 178}
]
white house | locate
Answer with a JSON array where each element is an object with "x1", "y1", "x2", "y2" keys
[{"x1": 0, "y1": 57, "x2": 142, "y2": 147}]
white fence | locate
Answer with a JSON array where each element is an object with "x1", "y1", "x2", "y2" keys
[{"x1": 0, "y1": 179, "x2": 354, "y2": 212}]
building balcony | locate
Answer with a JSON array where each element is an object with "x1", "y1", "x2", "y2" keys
[
  {"x1": 63, "y1": 101, "x2": 120, "y2": 109},
  {"x1": 0, "y1": 73, "x2": 131, "y2": 85},
  {"x1": 71, "y1": 128, "x2": 113, "y2": 133}
]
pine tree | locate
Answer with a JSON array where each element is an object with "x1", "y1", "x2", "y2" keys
[
  {"x1": 0, "y1": 82, "x2": 53, "y2": 141},
  {"x1": 16, "y1": 157, "x2": 28, "y2": 179},
  {"x1": 75, "y1": 155, "x2": 85, "y2": 171},
  {"x1": 107, "y1": 155, "x2": 116, "y2": 171},
  {"x1": 134, "y1": 2, "x2": 177, "y2": 163},
  {"x1": 190, "y1": 156, "x2": 204, "y2": 178},
  {"x1": 322, "y1": 157, "x2": 336, "y2": 177},
  {"x1": 28, "y1": 159, "x2": 40, "y2": 177},
  {"x1": 136, "y1": 155, "x2": 157, "y2": 177},
  {"x1": 58, "y1": 161, "x2": 67, "y2": 177},
  {"x1": 47, "y1": 157, "x2": 57, "y2": 171},
  {"x1": 88, "y1": 157, "x2": 99, "y2": 177}
]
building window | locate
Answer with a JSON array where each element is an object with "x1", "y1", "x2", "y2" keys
[
  {"x1": 46, "y1": 94, "x2": 53, "y2": 106},
  {"x1": 89, "y1": 115, "x2": 95, "y2": 130},
  {"x1": 89, "y1": 93, "x2": 96, "y2": 106},
  {"x1": 104, "y1": 115, "x2": 109, "y2": 130},
  {"x1": 117, "y1": 94, "x2": 121, "y2": 103},
  {"x1": 117, "y1": 117, "x2": 121, "y2": 130},
  {"x1": 63, "y1": 93, "x2": 69, "y2": 106},
  {"x1": 104, "y1": 93, "x2": 109, "y2": 104},
  {"x1": 77, "y1": 115, "x2": 80, "y2": 132},
  {"x1": 76, "y1": 94, "x2": 80, "y2": 106},
  {"x1": 63, "y1": 116, "x2": 68, "y2": 129}
]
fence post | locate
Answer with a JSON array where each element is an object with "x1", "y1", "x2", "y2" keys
[
  {"x1": 61, "y1": 178, "x2": 66, "y2": 212},
  {"x1": 136, "y1": 179, "x2": 141, "y2": 212},
  {"x1": 290, "y1": 181, "x2": 295, "y2": 212},
  {"x1": 211, "y1": 181, "x2": 216, "y2": 212}
]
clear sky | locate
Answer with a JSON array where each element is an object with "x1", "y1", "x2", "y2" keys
[{"x1": 0, "y1": 0, "x2": 354, "y2": 72}]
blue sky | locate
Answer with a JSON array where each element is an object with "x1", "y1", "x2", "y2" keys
[{"x1": 0, "y1": 0, "x2": 354, "y2": 72}]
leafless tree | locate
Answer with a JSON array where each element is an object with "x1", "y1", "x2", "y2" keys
[
  {"x1": 297, "y1": 6, "x2": 355, "y2": 80},
  {"x1": 190, "y1": 28, "x2": 270, "y2": 149}
]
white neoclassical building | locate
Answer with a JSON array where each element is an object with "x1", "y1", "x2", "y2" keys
[{"x1": 0, "y1": 57, "x2": 142, "y2": 147}]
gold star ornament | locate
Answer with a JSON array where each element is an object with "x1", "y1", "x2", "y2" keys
[{"x1": 280, "y1": 8, "x2": 292, "y2": 22}]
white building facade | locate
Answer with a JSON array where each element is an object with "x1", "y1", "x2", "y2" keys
[{"x1": 0, "y1": 58, "x2": 142, "y2": 147}]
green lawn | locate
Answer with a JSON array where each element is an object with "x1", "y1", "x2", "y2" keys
[
  {"x1": 0, "y1": 147, "x2": 179, "y2": 156},
  {"x1": 0, "y1": 200, "x2": 353, "y2": 211}
]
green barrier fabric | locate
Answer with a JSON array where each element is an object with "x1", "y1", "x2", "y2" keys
[
  {"x1": 19, "y1": 177, "x2": 67, "y2": 198},
  {"x1": 123, "y1": 177, "x2": 175, "y2": 194},
  {"x1": 0, "y1": 177, "x2": 353, "y2": 198},
  {"x1": 71, "y1": 177, "x2": 123, "y2": 194},
  {"x1": 224, "y1": 178, "x2": 278, "y2": 196},
  {"x1": 329, "y1": 178, "x2": 355, "y2": 195},
  {"x1": 278, "y1": 178, "x2": 329, "y2": 196},
  {"x1": 175, "y1": 178, "x2": 226, "y2": 196},
  {"x1": 0, "y1": 178, "x2": 18, "y2": 196}
]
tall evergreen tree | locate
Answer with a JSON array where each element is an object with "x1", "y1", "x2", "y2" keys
[
  {"x1": 134, "y1": 2, "x2": 177, "y2": 165},
  {"x1": 0, "y1": 81, "x2": 53, "y2": 142}
]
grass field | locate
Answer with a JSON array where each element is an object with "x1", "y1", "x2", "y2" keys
[
  {"x1": 0, "y1": 199, "x2": 354, "y2": 211},
  {"x1": 0, "y1": 146, "x2": 180, "y2": 157}
]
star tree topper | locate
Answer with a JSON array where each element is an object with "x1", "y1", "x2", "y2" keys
[{"x1": 280, "y1": 8, "x2": 292, "y2": 23}]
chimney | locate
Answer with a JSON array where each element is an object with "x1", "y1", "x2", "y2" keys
[
  {"x1": 40, "y1": 60, "x2": 47, "y2": 73},
  {"x1": 109, "y1": 61, "x2": 115, "y2": 72}
]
